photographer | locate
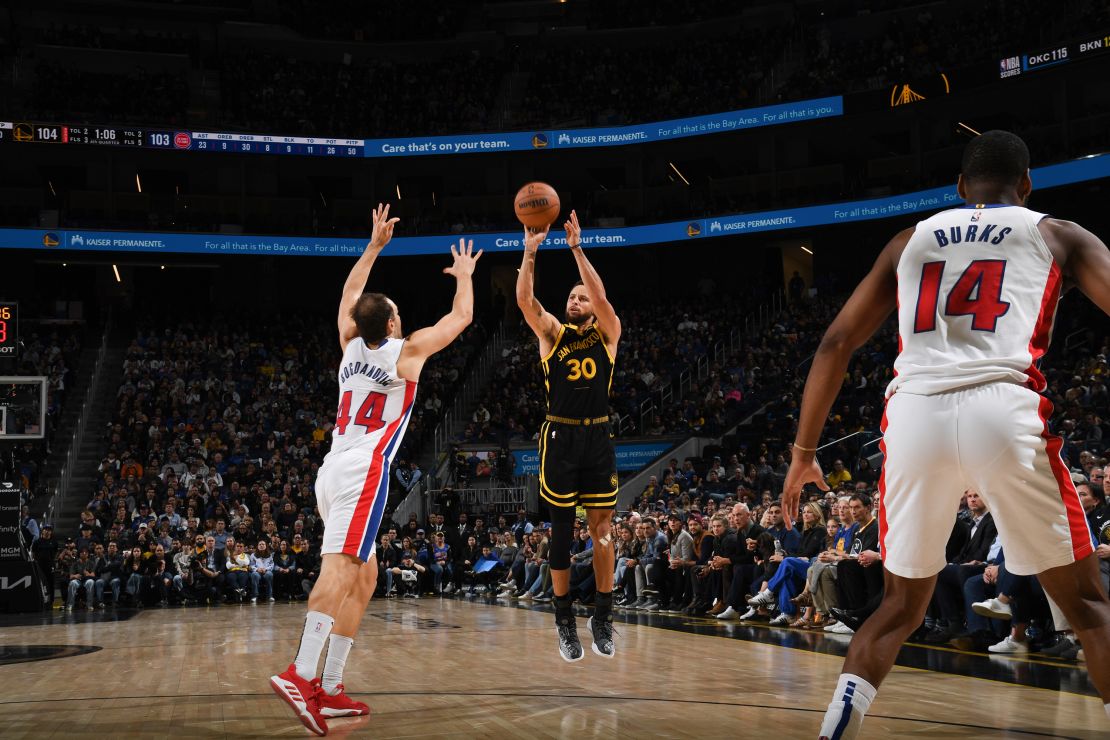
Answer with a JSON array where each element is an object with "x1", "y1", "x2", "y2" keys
[{"x1": 391, "y1": 552, "x2": 426, "y2": 597}]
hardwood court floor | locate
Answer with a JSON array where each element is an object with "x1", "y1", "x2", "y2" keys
[{"x1": 0, "y1": 596, "x2": 1106, "y2": 739}]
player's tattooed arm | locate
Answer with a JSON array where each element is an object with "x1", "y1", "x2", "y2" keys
[
  {"x1": 516, "y1": 225, "x2": 561, "y2": 349},
  {"x1": 566, "y1": 210, "x2": 622, "y2": 350},
  {"x1": 338, "y1": 203, "x2": 398, "y2": 351}
]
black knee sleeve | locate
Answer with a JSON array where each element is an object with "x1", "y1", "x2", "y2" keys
[{"x1": 548, "y1": 505, "x2": 575, "y2": 571}]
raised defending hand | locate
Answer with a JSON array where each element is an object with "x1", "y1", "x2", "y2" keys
[
  {"x1": 523, "y1": 225, "x2": 550, "y2": 254},
  {"x1": 564, "y1": 209, "x2": 582, "y2": 249},
  {"x1": 368, "y1": 202, "x2": 400, "y2": 252},
  {"x1": 781, "y1": 451, "x2": 830, "y2": 530},
  {"x1": 443, "y1": 238, "x2": 483, "y2": 279}
]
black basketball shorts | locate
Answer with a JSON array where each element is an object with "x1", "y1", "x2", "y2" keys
[{"x1": 537, "y1": 420, "x2": 618, "y2": 509}]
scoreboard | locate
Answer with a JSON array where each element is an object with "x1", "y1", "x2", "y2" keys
[
  {"x1": 0, "y1": 121, "x2": 365, "y2": 158},
  {"x1": 0, "y1": 303, "x2": 17, "y2": 359},
  {"x1": 999, "y1": 30, "x2": 1110, "y2": 78}
]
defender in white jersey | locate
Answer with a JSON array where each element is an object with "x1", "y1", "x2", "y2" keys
[
  {"x1": 781, "y1": 132, "x2": 1110, "y2": 739},
  {"x1": 270, "y1": 203, "x2": 482, "y2": 736}
]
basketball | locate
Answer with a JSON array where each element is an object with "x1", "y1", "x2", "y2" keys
[{"x1": 514, "y1": 181, "x2": 560, "y2": 230}]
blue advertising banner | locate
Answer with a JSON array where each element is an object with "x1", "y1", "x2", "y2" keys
[
  {"x1": 0, "y1": 97, "x2": 841, "y2": 159},
  {"x1": 514, "y1": 442, "x2": 674, "y2": 476},
  {"x1": 3, "y1": 154, "x2": 1107, "y2": 258},
  {"x1": 362, "y1": 96, "x2": 843, "y2": 158}
]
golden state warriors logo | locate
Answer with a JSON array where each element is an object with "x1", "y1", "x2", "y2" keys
[
  {"x1": 890, "y1": 73, "x2": 950, "y2": 107},
  {"x1": 686, "y1": 222, "x2": 701, "y2": 237},
  {"x1": 42, "y1": 233, "x2": 60, "y2": 247},
  {"x1": 531, "y1": 133, "x2": 549, "y2": 149}
]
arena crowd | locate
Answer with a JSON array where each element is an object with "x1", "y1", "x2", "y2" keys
[{"x1": 31, "y1": 291, "x2": 1108, "y2": 664}]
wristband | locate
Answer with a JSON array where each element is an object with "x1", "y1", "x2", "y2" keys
[{"x1": 793, "y1": 443, "x2": 817, "y2": 453}]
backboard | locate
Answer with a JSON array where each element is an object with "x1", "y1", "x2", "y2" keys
[{"x1": 0, "y1": 377, "x2": 48, "y2": 440}]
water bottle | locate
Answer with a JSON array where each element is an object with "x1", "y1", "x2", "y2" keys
[{"x1": 774, "y1": 539, "x2": 784, "y2": 557}]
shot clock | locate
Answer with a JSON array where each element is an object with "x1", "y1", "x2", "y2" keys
[{"x1": 0, "y1": 302, "x2": 17, "y2": 358}]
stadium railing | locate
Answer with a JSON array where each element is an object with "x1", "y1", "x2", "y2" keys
[{"x1": 50, "y1": 318, "x2": 110, "y2": 527}]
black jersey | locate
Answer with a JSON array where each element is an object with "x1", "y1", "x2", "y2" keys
[{"x1": 541, "y1": 323, "x2": 614, "y2": 420}]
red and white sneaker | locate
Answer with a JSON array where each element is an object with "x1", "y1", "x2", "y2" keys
[
  {"x1": 319, "y1": 685, "x2": 370, "y2": 717},
  {"x1": 269, "y1": 665, "x2": 329, "y2": 736}
]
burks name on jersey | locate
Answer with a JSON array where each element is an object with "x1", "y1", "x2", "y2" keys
[{"x1": 930, "y1": 222, "x2": 1013, "y2": 247}]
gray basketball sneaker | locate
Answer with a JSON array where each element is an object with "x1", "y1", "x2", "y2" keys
[
  {"x1": 587, "y1": 615, "x2": 616, "y2": 658},
  {"x1": 556, "y1": 613, "x2": 585, "y2": 662}
]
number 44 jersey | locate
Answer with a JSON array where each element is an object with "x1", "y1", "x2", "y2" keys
[
  {"x1": 326, "y1": 337, "x2": 417, "y2": 459},
  {"x1": 888, "y1": 205, "x2": 1061, "y2": 398}
]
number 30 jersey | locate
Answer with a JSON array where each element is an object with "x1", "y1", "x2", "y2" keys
[
  {"x1": 326, "y1": 337, "x2": 417, "y2": 459},
  {"x1": 887, "y1": 204, "x2": 1060, "y2": 398},
  {"x1": 541, "y1": 323, "x2": 615, "y2": 420}
]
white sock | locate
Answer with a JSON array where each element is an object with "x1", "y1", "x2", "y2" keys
[
  {"x1": 322, "y1": 635, "x2": 354, "y2": 696},
  {"x1": 818, "y1": 673, "x2": 877, "y2": 740},
  {"x1": 293, "y1": 610, "x2": 335, "y2": 681}
]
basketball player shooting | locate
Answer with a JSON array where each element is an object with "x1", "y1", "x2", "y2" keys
[
  {"x1": 270, "y1": 203, "x2": 482, "y2": 736},
  {"x1": 517, "y1": 211, "x2": 622, "y2": 662},
  {"x1": 781, "y1": 131, "x2": 1110, "y2": 739}
]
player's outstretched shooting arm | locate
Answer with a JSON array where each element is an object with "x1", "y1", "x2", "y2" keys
[
  {"x1": 516, "y1": 224, "x2": 562, "y2": 356},
  {"x1": 338, "y1": 203, "x2": 398, "y2": 352},
  {"x1": 565, "y1": 210, "x2": 621, "y2": 354},
  {"x1": 401, "y1": 239, "x2": 483, "y2": 373},
  {"x1": 781, "y1": 228, "x2": 910, "y2": 528}
]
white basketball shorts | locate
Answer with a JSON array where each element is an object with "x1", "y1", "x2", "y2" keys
[
  {"x1": 315, "y1": 450, "x2": 386, "y2": 563},
  {"x1": 879, "y1": 382, "x2": 1093, "y2": 578}
]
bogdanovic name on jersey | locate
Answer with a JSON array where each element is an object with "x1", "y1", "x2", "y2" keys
[{"x1": 339, "y1": 361, "x2": 394, "y2": 385}]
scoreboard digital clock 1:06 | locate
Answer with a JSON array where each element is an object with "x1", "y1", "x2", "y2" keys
[
  {"x1": 0, "y1": 302, "x2": 17, "y2": 358},
  {"x1": 1, "y1": 122, "x2": 177, "y2": 148}
]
